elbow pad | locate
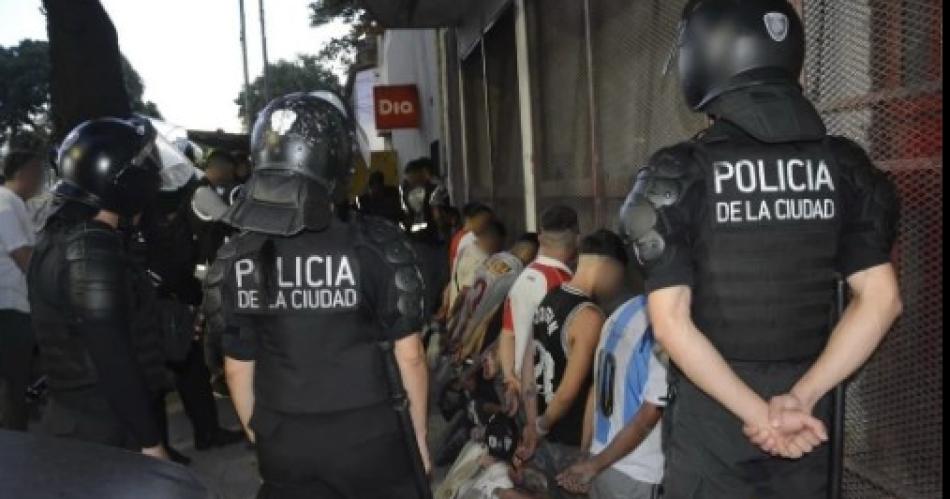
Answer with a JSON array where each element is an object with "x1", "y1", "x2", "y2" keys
[
  {"x1": 831, "y1": 137, "x2": 901, "y2": 251},
  {"x1": 202, "y1": 240, "x2": 234, "y2": 340},
  {"x1": 357, "y1": 217, "x2": 426, "y2": 335},
  {"x1": 618, "y1": 144, "x2": 702, "y2": 266},
  {"x1": 65, "y1": 224, "x2": 128, "y2": 324}
]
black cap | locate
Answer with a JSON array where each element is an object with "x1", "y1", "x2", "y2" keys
[
  {"x1": 674, "y1": 0, "x2": 805, "y2": 110},
  {"x1": 484, "y1": 414, "x2": 519, "y2": 461}
]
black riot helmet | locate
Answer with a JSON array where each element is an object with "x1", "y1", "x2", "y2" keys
[
  {"x1": 223, "y1": 91, "x2": 355, "y2": 235},
  {"x1": 54, "y1": 116, "x2": 162, "y2": 217},
  {"x1": 671, "y1": 0, "x2": 805, "y2": 110},
  {"x1": 250, "y1": 91, "x2": 354, "y2": 192}
]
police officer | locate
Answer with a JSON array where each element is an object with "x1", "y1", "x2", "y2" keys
[
  {"x1": 191, "y1": 150, "x2": 241, "y2": 267},
  {"x1": 204, "y1": 92, "x2": 431, "y2": 499},
  {"x1": 139, "y1": 175, "x2": 246, "y2": 464},
  {"x1": 620, "y1": 1, "x2": 903, "y2": 497},
  {"x1": 28, "y1": 117, "x2": 170, "y2": 459}
]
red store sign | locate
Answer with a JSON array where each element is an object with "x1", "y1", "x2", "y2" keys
[{"x1": 374, "y1": 84, "x2": 421, "y2": 130}]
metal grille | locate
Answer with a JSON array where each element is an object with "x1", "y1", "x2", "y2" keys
[
  {"x1": 528, "y1": 0, "x2": 596, "y2": 229},
  {"x1": 443, "y1": 29, "x2": 466, "y2": 206},
  {"x1": 588, "y1": 0, "x2": 705, "y2": 229},
  {"x1": 525, "y1": 0, "x2": 703, "y2": 232},
  {"x1": 484, "y1": 7, "x2": 526, "y2": 240},
  {"x1": 461, "y1": 44, "x2": 491, "y2": 202},
  {"x1": 802, "y1": 1, "x2": 944, "y2": 497}
]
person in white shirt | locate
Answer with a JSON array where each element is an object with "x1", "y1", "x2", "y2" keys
[
  {"x1": 556, "y1": 295, "x2": 666, "y2": 499},
  {"x1": 450, "y1": 220, "x2": 507, "y2": 312},
  {"x1": 498, "y1": 206, "x2": 579, "y2": 416},
  {"x1": 0, "y1": 150, "x2": 44, "y2": 430},
  {"x1": 447, "y1": 233, "x2": 540, "y2": 362}
]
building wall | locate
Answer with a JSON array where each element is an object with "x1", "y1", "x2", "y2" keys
[{"x1": 377, "y1": 29, "x2": 443, "y2": 175}]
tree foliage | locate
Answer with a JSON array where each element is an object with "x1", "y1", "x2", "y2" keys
[
  {"x1": 0, "y1": 39, "x2": 160, "y2": 148},
  {"x1": 235, "y1": 55, "x2": 343, "y2": 130},
  {"x1": 308, "y1": 0, "x2": 377, "y2": 67},
  {"x1": 0, "y1": 40, "x2": 51, "y2": 150}
]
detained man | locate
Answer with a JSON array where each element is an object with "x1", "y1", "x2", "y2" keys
[
  {"x1": 557, "y1": 295, "x2": 666, "y2": 499},
  {"x1": 451, "y1": 219, "x2": 507, "y2": 317},
  {"x1": 498, "y1": 206, "x2": 579, "y2": 416},
  {"x1": 510, "y1": 230, "x2": 629, "y2": 499},
  {"x1": 447, "y1": 232, "x2": 540, "y2": 362}
]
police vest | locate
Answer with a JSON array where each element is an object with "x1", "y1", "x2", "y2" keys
[
  {"x1": 29, "y1": 216, "x2": 169, "y2": 393},
  {"x1": 220, "y1": 218, "x2": 409, "y2": 415},
  {"x1": 532, "y1": 285, "x2": 595, "y2": 446},
  {"x1": 691, "y1": 122, "x2": 842, "y2": 361}
]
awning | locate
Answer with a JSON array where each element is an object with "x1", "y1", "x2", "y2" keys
[{"x1": 359, "y1": 0, "x2": 478, "y2": 28}]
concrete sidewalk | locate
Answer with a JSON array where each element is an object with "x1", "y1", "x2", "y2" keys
[
  {"x1": 165, "y1": 396, "x2": 260, "y2": 499},
  {"x1": 19, "y1": 386, "x2": 449, "y2": 499}
]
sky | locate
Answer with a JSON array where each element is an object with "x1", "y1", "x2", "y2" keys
[{"x1": 0, "y1": 0, "x2": 350, "y2": 133}]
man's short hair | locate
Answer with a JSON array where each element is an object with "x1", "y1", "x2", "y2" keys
[
  {"x1": 540, "y1": 205, "x2": 579, "y2": 234},
  {"x1": 2, "y1": 151, "x2": 41, "y2": 180},
  {"x1": 516, "y1": 232, "x2": 540, "y2": 248},
  {"x1": 463, "y1": 202, "x2": 493, "y2": 219},
  {"x1": 477, "y1": 219, "x2": 507, "y2": 241},
  {"x1": 579, "y1": 229, "x2": 629, "y2": 265}
]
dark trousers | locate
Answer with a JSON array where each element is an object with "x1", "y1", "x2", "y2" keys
[
  {"x1": 160, "y1": 340, "x2": 220, "y2": 445},
  {"x1": 0, "y1": 309, "x2": 34, "y2": 431},
  {"x1": 40, "y1": 387, "x2": 138, "y2": 450},
  {"x1": 410, "y1": 241, "x2": 448, "y2": 315},
  {"x1": 252, "y1": 404, "x2": 424, "y2": 499},
  {"x1": 664, "y1": 361, "x2": 832, "y2": 499}
]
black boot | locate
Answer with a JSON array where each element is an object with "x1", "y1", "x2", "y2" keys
[{"x1": 166, "y1": 446, "x2": 192, "y2": 466}]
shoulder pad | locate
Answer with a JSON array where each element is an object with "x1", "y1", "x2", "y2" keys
[
  {"x1": 205, "y1": 232, "x2": 265, "y2": 285},
  {"x1": 619, "y1": 143, "x2": 701, "y2": 264},
  {"x1": 693, "y1": 126, "x2": 731, "y2": 145},
  {"x1": 203, "y1": 231, "x2": 269, "y2": 332},
  {"x1": 633, "y1": 143, "x2": 702, "y2": 208},
  {"x1": 65, "y1": 222, "x2": 123, "y2": 263},
  {"x1": 63, "y1": 223, "x2": 128, "y2": 322},
  {"x1": 353, "y1": 215, "x2": 426, "y2": 332}
]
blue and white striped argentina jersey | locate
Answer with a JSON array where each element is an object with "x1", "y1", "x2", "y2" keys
[{"x1": 590, "y1": 295, "x2": 668, "y2": 485}]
